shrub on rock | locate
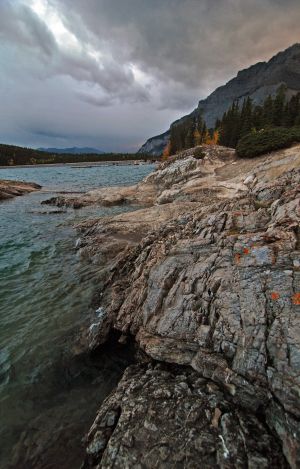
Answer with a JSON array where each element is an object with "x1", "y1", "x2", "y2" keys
[
  {"x1": 236, "y1": 126, "x2": 300, "y2": 158},
  {"x1": 193, "y1": 147, "x2": 206, "y2": 159}
]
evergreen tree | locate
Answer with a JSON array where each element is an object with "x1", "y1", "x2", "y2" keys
[
  {"x1": 170, "y1": 89, "x2": 300, "y2": 154},
  {"x1": 252, "y1": 105, "x2": 264, "y2": 130},
  {"x1": 215, "y1": 90, "x2": 300, "y2": 149},
  {"x1": 215, "y1": 118, "x2": 221, "y2": 130},
  {"x1": 284, "y1": 93, "x2": 300, "y2": 126},
  {"x1": 272, "y1": 85, "x2": 286, "y2": 126},
  {"x1": 240, "y1": 97, "x2": 253, "y2": 137},
  {"x1": 262, "y1": 95, "x2": 274, "y2": 127},
  {"x1": 185, "y1": 124, "x2": 195, "y2": 149}
]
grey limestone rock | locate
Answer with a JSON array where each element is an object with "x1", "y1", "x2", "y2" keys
[{"x1": 82, "y1": 145, "x2": 300, "y2": 468}]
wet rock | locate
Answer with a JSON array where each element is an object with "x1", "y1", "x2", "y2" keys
[{"x1": 0, "y1": 180, "x2": 41, "y2": 201}]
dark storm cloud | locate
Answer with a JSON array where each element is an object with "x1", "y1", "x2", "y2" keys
[
  {"x1": 0, "y1": 0, "x2": 148, "y2": 100},
  {"x1": 48, "y1": 0, "x2": 300, "y2": 91},
  {"x1": 0, "y1": 0, "x2": 299, "y2": 150}
]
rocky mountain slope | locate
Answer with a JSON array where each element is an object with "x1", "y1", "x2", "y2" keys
[
  {"x1": 45, "y1": 144, "x2": 300, "y2": 467},
  {"x1": 0, "y1": 180, "x2": 41, "y2": 201},
  {"x1": 139, "y1": 43, "x2": 300, "y2": 155},
  {"x1": 138, "y1": 130, "x2": 170, "y2": 156}
]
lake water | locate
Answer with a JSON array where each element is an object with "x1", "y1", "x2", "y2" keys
[{"x1": 0, "y1": 164, "x2": 154, "y2": 468}]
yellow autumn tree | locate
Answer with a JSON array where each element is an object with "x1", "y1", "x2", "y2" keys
[
  {"x1": 193, "y1": 128, "x2": 202, "y2": 146},
  {"x1": 204, "y1": 129, "x2": 219, "y2": 145},
  {"x1": 162, "y1": 141, "x2": 171, "y2": 160},
  {"x1": 212, "y1": 130, "x2": 220, "y2": 145},
  {"x1": 203, "y1": 130, "x2": 212, "y2": 144}
]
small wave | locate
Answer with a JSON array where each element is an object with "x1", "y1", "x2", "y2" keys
[
  {"x1": 0, "y1": 239, "x2": 30, "y2": 256},
  {"x1": 0, "y1": 348, "x2": 12, "y2": 386}
]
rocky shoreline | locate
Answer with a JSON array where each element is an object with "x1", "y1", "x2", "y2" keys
[
  {"x1": 47, "y1": 144, "x2": 300, "y2": 467},
  {"x1": 0, "y1": 179, "x2": 41, "y2": 201}
]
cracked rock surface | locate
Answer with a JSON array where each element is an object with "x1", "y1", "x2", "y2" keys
[
  {"x1": 83, "y1": 364, "x2": 288, "y2": 469},
  {"x1": 80, "y1": 144, "x2": 300, "y2": 468}
]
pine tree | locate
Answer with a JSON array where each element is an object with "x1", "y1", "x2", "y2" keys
[
  {"x1": 172, "y1": 88, "x2": 300, "y2": 155},
  {"x1": 284, "y1": 93, "x2": 300, "y2": 126},
  {"x1": 262, "y1": 95, "x2": 274, "y2": 127},
  {"x1": 215, "y1": 118, "x2": 221, "y2": 129},
  {"x1": 252, "y1": 105, "x2": 264, "y2": 130},
  {"x1": 272, "y1": 85, "x2": 286, "y2": 127},
  {"x1": 295, "y1": 108, "x2": 300, "y2": 126},
  {"x1": 213, "y1": 89, "x2": 300, "y2": 149},
  {"x1": 240, "y1": 97, "x2": 253, "y2": 137},
  {"x1": 184, "y1": 117, "x2": 195, "y2": 149},
  {"x1": 193, "y1": 116, "x2": 204, "y2": 145},
  {"x1": 199, "y1": 122, "x2": 207, "y2": 144}
]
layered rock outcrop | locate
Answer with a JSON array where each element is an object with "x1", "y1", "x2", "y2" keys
[
  {"x1": 72, "y1": 144, "x2": 299, "y2": 468},
  {"x1": 0, "y1": 179, "x2": 41, "y2": 201}
]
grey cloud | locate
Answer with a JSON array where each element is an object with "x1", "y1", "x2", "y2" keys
[
  {"x1": 48, "y1": 0, "x2": 300, "y2": 93},
  {"x1": 55, "y1": 49, "x2": 134, "y2": 93},
  {"x1": 0, "y1": 1, "x2": 57, "y2": 57},
  {"x1": 28, "y1": 128, "x2": 73, "y2": 139},
  {"x1": 76, "y1": 92, "x2": 115, "y2": 108},
  {"x1": 0, "y1": 0, "x2": 150, "y2": 105},
  {"x1": 0, "y1": 0, "x2": 300, "y2": 151},
  {"x1": 76, "y1": 87, "x2": 150, "y2": 108}
]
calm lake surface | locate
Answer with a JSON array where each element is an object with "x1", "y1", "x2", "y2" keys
[{"x1": 0, "y1": 164, "x2": 154, "y2": 468}]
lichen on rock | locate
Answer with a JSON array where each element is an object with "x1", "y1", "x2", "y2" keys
[{"x1": 79, "y1": 144, "x2": 300, "y2": 468}]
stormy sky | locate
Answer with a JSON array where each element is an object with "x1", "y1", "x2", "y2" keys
[{"x1": 0, "y1": 0, "x2": 299, "y2": 152}]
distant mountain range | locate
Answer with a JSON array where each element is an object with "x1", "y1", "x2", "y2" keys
[
  {"x1": 139, "y1": 43, "x2": 300, "y2": 155},
  {"x1": 38, "y1": 147, "x2": 105, "y2": 154}
]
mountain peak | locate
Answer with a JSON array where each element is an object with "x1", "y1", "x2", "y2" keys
[{"x1": 139, "y1": 44, "x2": 300, "y2": 155}]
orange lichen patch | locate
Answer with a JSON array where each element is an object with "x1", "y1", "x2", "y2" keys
[
  {"x1": 234, "y1": 253, "x2": 241, "y2": 264},
  {"x1": 243, "y1": 247, "x2": 250, "y2": 255},
  {"x1": 271, "y1": 292, "x2": 280, "y2": 301},
  {"x1": 292, "y1": 293, "x2": 300, "y2": 305}
]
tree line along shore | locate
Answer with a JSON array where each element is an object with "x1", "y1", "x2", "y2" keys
[{"x1": 0, "y1": 144, "x2": 157, "y2": 166}]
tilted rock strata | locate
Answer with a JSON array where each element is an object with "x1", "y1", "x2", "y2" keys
[
  {"x1": 43, "y1": 143, "x2": 299, "y2": 211},
  {"x1": 42, "y1": 145, "x2": 237, "y2": 209},
  {"x1": 80, "y1": 145, "x2": 300, "y2": 467},
  {"x1": 0, "y1": 179, "x2": 41, "y2": 200}
]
